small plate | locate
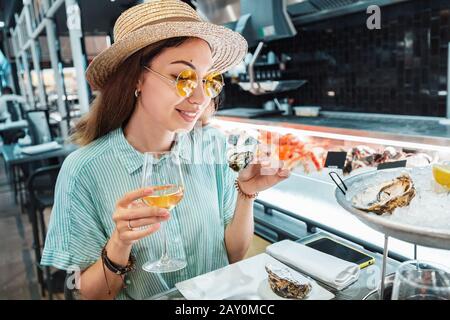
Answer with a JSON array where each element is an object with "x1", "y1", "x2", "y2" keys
[{"x1": 176, "y1": 253, "x2": 335, "y2": 300}]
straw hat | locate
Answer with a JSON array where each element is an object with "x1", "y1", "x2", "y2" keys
[{"x1": 86, "y1": 0, "x2": 248, "y2": 90}]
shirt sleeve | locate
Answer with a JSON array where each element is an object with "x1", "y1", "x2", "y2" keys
[{"x1": 41, "y1": 158, "x2": 107, "y2": 271}]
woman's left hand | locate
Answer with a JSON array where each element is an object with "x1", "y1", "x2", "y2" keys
[{"x1": 237, "y1": 158, "x2": 291, "y2": 196}]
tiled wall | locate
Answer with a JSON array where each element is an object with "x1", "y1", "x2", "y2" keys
[{"x1": 223, "y1": 0, "x2": 450, "y2": 117}]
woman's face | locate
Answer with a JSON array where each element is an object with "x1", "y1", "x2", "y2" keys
[{"x1": 137, "y1": 38, "x2": 214, "y2": 132}]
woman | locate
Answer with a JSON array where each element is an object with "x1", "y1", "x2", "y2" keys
[{"x1": 41, "y1": 0, "x2": 290, "y2": 300}]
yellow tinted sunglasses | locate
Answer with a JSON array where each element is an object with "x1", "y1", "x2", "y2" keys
[{"x1": 143, "y1": 66, "x2": 224, "y2": 98}]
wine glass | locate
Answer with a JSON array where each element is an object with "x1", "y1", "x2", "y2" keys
[
  {"x1": 391, "y1": 260, "x2": 450, "y2": 300},
  {"x1": 141, "y1": 151, "x2": 186, "y2": 273}
]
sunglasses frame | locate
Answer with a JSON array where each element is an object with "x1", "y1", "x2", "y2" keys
[{"x1": 143, "y1": 65, "x2": 224, "y2": 98}]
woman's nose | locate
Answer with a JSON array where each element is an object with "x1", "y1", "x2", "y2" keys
[{"x1": 187, "y1": 81, "x2": 209, "y2": 107}]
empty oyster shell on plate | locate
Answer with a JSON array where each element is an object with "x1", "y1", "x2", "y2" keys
[
  {"x1": 265, "y1": 263, "x2": 312, "y2": 300},
  {"x1": 351, "y1": 174, "x2": 416, "y2": 215}
]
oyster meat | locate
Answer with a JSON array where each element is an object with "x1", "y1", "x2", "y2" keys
[
  {"x1": 228, "y1": 151, "x2": 254, "y2": 172},
  {"x1": 227, "y1": 132, "x2": 259, "y2": 172},
  {"x1": 351, "y1": 174, "x2": 416, "y2": 215},
  {"x1": 265, "y1": 263, "x2": 312, "y2": 299}
]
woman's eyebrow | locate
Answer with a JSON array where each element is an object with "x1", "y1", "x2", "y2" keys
[{"x1": 170, "y1": 60, "x2": 196, "y2": 70}]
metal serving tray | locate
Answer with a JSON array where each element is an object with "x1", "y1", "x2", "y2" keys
[{"x1": 334, "y1": 168, "x2": 450, "y2": 250}]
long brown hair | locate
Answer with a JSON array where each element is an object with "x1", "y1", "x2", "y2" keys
[{"x1": 72, "y1": 37, "x2": 191, "y2": 146}]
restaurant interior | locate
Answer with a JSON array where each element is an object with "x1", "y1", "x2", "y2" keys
[{"x1": 0, "y1": 0, "x2": 449, "y2": 301}]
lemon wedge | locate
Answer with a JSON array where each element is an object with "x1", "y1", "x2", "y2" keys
[{"x1": 432, "y1": 164, "x2": 450, "y2": 188}]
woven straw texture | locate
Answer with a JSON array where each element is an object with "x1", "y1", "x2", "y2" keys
[{"x1": 86, "y1": 0, "x2": 248, "y2": 90}]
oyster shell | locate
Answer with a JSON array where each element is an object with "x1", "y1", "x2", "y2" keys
[
  {"x1": 265, "y1": 263, "x2": 312, "y2": 299},
  {"x1": 227, "y1": 132, "x2": 259, "y2": 172},
  {"x1": 351, "y1": 174, "x2": 416, "y2": 215},
  {"x1": 228, "y1": 151, "x2": 254, "y2": 172}
]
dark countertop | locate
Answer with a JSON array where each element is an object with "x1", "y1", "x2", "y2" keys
[
  {"x1": 258, "y1": 115, "x2": 450, "y2": 139},
  {"x1": 215, "y1": 111, "x2": 450, "y2": 147}
]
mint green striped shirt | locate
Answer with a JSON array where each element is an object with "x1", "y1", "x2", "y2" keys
[{"x1": 41, "y1": 125, "x2": 237, "y2": 299}]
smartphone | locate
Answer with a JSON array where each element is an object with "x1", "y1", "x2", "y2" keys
[{"x1": 304, "y1": 236, "x2": 375, "y2": 269}]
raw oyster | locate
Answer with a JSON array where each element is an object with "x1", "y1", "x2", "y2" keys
[
  {"x1": 227, "y1": 132, "x2": 259, "y2": 172},
  {"x1": 228, "y1": 151, "x2": 254, "y2": 172},
  {"x1": 351, "y1": 174, "x2": 416, "y2": 215},
  {"x1": 265, "y1": 264, "x2": 312, "y2": 300}
]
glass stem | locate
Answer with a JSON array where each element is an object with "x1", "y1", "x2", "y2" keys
[{"x1": 159, "y1": 220, "x2": 169, "y2": 264}]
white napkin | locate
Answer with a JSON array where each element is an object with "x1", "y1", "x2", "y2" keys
[{"x1": 266, "y1": 240, "x2": 360, "y2": 291}]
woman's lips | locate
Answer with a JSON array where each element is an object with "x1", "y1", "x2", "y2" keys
[{"x1": 176, "y1": 109, "x2": 198, "y2": 122}]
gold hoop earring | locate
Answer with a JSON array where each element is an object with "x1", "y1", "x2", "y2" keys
[{"x1": 134, "y1": 89, "x2": 140, "y2": 98}]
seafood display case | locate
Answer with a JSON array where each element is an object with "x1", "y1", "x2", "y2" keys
[
  {"x1": 212, "y1": 117, "x2": 450, "y2": 300},
  {"x1": 213, "y1": 117, "x2": 450, "y2": 178}
]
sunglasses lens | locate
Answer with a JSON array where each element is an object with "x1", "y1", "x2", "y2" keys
[
  {"x1": 176, "y1": 69, "x2": 198, "y2": 97},
  {"x1": 204, "y1": 73, "x2": 224, "y2": 98}
]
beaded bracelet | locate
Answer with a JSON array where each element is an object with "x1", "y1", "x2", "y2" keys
[
  {"x1": 234, "y1": 179, "x2": 259, "y2": 199},
  {"x1": 101, "y1": 246, "x2": 136, "y2": 275},
  {"x1": 101, "y1": 244, "x2": 136, "y2": 295}
]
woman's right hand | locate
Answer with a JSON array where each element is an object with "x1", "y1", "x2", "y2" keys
[{"x1": 111, "y1": 187, "x2": 170, "y2": 247}]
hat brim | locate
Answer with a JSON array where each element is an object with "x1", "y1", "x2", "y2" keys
[{"x1": 86, "y1": 21, "x2": 248, "y2": 90}]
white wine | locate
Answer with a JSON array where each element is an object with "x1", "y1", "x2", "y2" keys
[{"x1": 142, "y1": 185, "x2": 184, "y2": 210}]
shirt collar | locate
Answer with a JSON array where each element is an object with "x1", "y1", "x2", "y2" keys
[{"x1": 109, "y1": 127, "x2": 191, "y2": 175}]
